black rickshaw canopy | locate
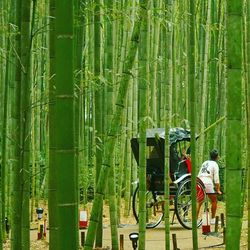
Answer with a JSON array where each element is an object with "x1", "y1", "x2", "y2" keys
[{"x1": 131, "y1": 127, "x2": 192, "y2": 165}]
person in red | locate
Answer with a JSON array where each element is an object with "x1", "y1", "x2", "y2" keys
[
  {"x1": 197, "y1": 149, "x2": 222, "y2": 224},
  {"x1": 181, "y1": 147, "x2": 192, "y2": 173}
]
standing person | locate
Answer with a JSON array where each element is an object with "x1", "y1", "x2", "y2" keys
[{"x1": 197, "y1": 149, "x2": 222, "y2": 224}]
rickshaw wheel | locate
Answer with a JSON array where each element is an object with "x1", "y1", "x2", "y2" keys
[
  {"x1": 132, "y1": 185, "x2": 164, "y2": 229},
  {"x1": 174, "y1": 177, "x2": 207, "y2": 229}
]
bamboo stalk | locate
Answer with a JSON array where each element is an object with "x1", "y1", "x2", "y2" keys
[
  {"x1": 246, "y1": 0, "x2": 250, "y2": 247},
  {"x1": 138, "y1": 2, "x2": 148, "y2": 249},
  {"x1": 20, "y1": 0, "x2": 33, "y2": 248},
  {"x1": 164, "y1": 1, "x2": 173, "y2": 249},
  {"x1": 10, "y1": 0, "x2": 22, "y2": 248},
  {"x1": 197, "y1": 116, "x2": 226, "y2": 137},
  {"x1": 84, "y1": 4, "x2": 142, "y2": 248},
  {"x1": 225, "y1": 0, "x2": 243, "y2": 249},
  {"x1": 49, "y1": 0, "x2": 78, "y2": 249},
  {"x1": 0, "y1": 7, "x2": 11, "y2": 242},
  {"x1": 198, "y1": 0, "x2": 212, "y2": 164},
  {"x1": 188, "y1": 0, "x2": 198, "y2": 249}
]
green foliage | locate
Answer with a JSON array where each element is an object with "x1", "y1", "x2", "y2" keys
[{"x1": 0, "y1": 0, "x2": 249, "y2": 249}]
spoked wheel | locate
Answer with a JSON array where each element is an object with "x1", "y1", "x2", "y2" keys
[
  {"x1": 132, "y1": 185, "x2": 164, "y2": 228},
  {"x1": 174, "y1": 177, "x2": 207, "y2": 229}
]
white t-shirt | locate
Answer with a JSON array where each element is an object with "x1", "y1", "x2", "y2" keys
[{"x1": 198, "y1": 160, "x2": 220, "y2": 194}]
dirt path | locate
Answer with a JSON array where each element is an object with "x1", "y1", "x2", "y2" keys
[
  {"x1": 83, "y1": 220, "x2": 248, "y2": 250},
  {"x1": 3, "y1": 221, "x2": 247, "y2": 250},
  {"x1": 3, "y1": 201, "x2": 248, "y2": 249},
  {"x1": 5, "y1": 220, "x2": 244, "y2": 250}
]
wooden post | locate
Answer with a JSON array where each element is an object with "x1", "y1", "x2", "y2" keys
[
  {"x1": 120, "y1": 234, "x2": 124, "y2": 250},
  {"x1": 172, "y1": 234, "x2": 178, "y2": 250},
  {"x1": 223, "y1": 227, "x2": 226, "y2": 244},
  {"x1": 215, "y1": 216, "x2": 219, "y2": 233},
  {"x1": 220, "y1": 213, "x2": 225, "y2": 228},
  {"x1": 5, "y1": 217, "x2": 10, "y2": 237},
  {"x1": 81, "y1": 231, "x2": 85, "y2": 247},
  {"x1": 39, "y1": 224, "x2": 44, "y2": 240}
]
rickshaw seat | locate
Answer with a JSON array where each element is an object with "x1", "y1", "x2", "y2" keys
[
  {"x1": 146, "y1": 158, "x2": 164, "y2": 175},
  {"x1": 174, "y1": 160, "x2": 189, "y2": 180}
]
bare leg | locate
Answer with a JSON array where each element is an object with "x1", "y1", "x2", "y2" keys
[
  {"x1": 197, "y1": 201, "x2": 203, "y2": 219},
  {"x1": 208, "y1": 194, "x2": 217, "y2": 218}
]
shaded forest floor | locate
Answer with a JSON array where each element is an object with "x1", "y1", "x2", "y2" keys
[{"x1": 3, "y1": 200, "x2": 248, "y2": 249}]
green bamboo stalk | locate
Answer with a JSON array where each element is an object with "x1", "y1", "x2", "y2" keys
[
  {"x1": 11, "y1": 0, "x2": 22, "y2": 248},
  {"x1": 29, "y1": 0, "x2": 38, "y2": 219},
  {"x1": 241, "y1": 0, "x2": 249, "y2": 216},
  {"x1": 0, "y1": 0, "x2": 4, "y2": 101},
  {"x1": 30, "y1": 14, "x2": 41, "y2": 216},
  {"x1": 115, "y1": 5, "x2": 131, "y2": 87},
  {"x1": 172, "y1": 2, "x2": 182, "y2": 127},
  {"x1": 20, "y1": 0, "x2": 33, "y2": 248},
  {"x1": 132, "y1": 55, "x2": 138, "y2": 192},
  {"x1": 39, "y1": 0, "x2": 49, "y2": 203},
  {"x1": 80, "y1": 1, "x2": 91, "y2": 209},
  {"x1": 0, "y1": 0, "x2": 7, "y2": 115},
  {"x1": 93, "y1": 0, "x2": 105, "y2": 247},
  {"x1": 30, "y1": 76, "x2": 36, "y2": 223},
  {"x1": 104, "y1": 6, "x2": 130, "y2": 241},
  {"x1": 79, "y1": 0, "x2": 89, "y2": 209},
  {"x1": 48, "y1": 0, "x2": 58, "y2": 247},
  {"x1": 0, "y1": 7, "x2": 11, "y2": 244},
  {"x1": 198, "y1": 0, "x2": 211, "y2": 164},
  {"x1": 104, "y1": 0, "x2": 121, "y2": 229},
  {"x1": 105, "y1": 2, "x2": 120, "y2": 240},
  {"x1": 164, "y1": 1, "x2": 173, "y2": 249},
  {"x1": 84, "y1": 64, "x2": 94, "y2": 210},
  {"x1": 104, "y1": 0, "x2": 115, "y2": 130},
  {"x1": 29, "y1": 34, "x2": 42, "y2": 212},
  {"x1": 216, "y1": 0, "x2": 226, "y2": 156},
  {"x1": 207, "y1": 0, "x2": 219, "y2": 151},
  {"x1": 35, "y1": 63, "x2": 41, "y2": 208},
  {"x1": 138, "y1": 1, "x2": 148, "y2": 249},
  {"x1": 183, "y1": 1, "x2": 189, "y2": 120},
  {"x1": 120, "y1": 111, "x2": 128, "y2": 218},
  {"x1": 159, "y1": 36, "x2": 165, "y2": 128},
  {"x1": 77, "y1": 81, "x2": 85, "y2": 208},
  {"x1": 151, "y1": 0, "x2": 162, "y2": 126},
  {"x1": 73, "y1": 0, "x2": 82, "y2": 245},
  {"x1": 111, "y1": 0, "x2": 133, "y2": 227},
  {"x1": 116, "y1": 121, "x2": 127, "y2": 221},
  {"x1": 195, "y1": 1, "x2": 206, "y2": 128},
  {"x1": 107, "y1": 157, "x2": 119, "y2": 250},
  {"x1": 84, "y1": 5, "x2": 142, "y2": 249},
  {"x1": 49, "y1": 0, "x2": 78, "y2": 249},
  {"x1": 0, "y1": 11, "x2": 3, "y2": 160},
  {"x1": 246, "y1": 0, "x2": 250, "y2": 246},
  {"x1": 81, "y1": 92, "x2": 89, "y2": 208},
  {"x1": 174, "y1": 6, "x2": 186, "y2": 125},
  {"x1": 79, "y1": 97, "x2": 86, "y2": 207},
  {"x1": 188, "y1": 1, "x2": 198, "y2": 249},
  {"x1": 74, "y1": 3, "x2": 85, "y2": 246},
  {"x1": 225, "y1": 1, "x2": 243, "y2": 249},
  {"x1": 86, "y1": 1, "x2": 96, "y2": 205},
  {"x1": 123, "y1": 84, "x2": 133, "y2": 218},
  {"x1": 171, "y1": 2, "x2": 178, "y2": 127}
]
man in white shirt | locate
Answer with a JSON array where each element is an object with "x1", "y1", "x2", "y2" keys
[{"x1": 198, "y1": 149, "x2": 222, "y2": 224}]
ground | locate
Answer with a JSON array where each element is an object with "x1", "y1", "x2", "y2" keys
[{"x1": 3, "y1": 201, "x2": 248, "y2": 249}]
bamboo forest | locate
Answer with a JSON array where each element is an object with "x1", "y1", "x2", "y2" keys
[{"x1": 0, "y1": 0, "x2": 250, "y2": 250}]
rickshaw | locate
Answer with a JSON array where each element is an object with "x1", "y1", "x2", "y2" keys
[{"x1": 131, "y1": 128, "x2": 207, "y2": 229}]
